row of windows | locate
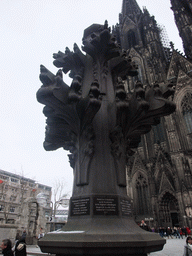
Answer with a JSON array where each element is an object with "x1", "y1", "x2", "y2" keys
[
  {"x1": 0, "y1": 181, "x2": 51, "y2": 196},
  {"x1": 0, "y1": 179, "x2": 36, "y2": 189},
  {"x1": 0, "y1": 219, "x2": 15, "y2": 224},
  {"x1": 38, "y1": 184, "x2": 51, "y2": 191},
  {"x1": 0, "y1": 175, "x2": 9, "y2": 181},
  {"x1": 0, "y1": 194, "x2": 28, "y2": 202},
  {"x1": 0, "y1": 205, "x2": 15, "y2": 213}
]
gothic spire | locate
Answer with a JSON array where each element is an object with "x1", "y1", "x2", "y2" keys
[
  {"x1": 121, "y1": 0, "x2": 142, "y2": 17},
  {"x1": 170, "y1": 0, "x2": 192, "y2": 59}
]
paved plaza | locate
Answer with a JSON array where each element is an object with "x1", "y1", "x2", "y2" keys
[
  {"x1": 150, "y1": 237, "x2": 186, "y2": 256},
  {"x1": 26, "y1": 237, "x2": 187, "y2": 256}
]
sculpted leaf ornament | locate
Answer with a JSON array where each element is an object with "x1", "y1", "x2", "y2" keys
[{"x1": 37, "y1": 21, "x2": 176, "y2": 188}]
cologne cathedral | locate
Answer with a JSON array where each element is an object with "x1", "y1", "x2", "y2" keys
[{"x1": 113, "y1": 0, "x2": 192, "y2": 228}]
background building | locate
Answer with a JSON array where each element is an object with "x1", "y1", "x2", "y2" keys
[
  {"x1": 113, "y1": 0, "x2": 192, "y2": 228},
  {"x1": 0, "y1": 169, "x2": 52, "y2": 239},
  {"x1": 51, "y1": 201, "x2": 69, "y2": 231}
]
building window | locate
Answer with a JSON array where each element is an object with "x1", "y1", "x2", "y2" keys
[
  {"x1": 29, "y1": 221, "x2": 34, "y2": 228},
  {"x1": 10, "y1": 196, "x2": 17, "y2": 201},
  {"x1": 127, "y1": 30, "x2": 137, "y2": 48},
  {"x1": 38, "y1": 185, "x2": 44, "y2": 189},
  {"x1": 9, "y1": 207, "x2": 15, "y2": 213},
  {"x1": 135, "y1": 174, "x2": 149, "y2": 215},
  {"x1": 181, "y1": 92, "x2": 192, "y2": 135},
  {"x1": 0, "y1": 175, "x2": 9, "y2": 181},
  {"x1": 183, "y1": 110, "x2": 192, "y2": 133},
  {"x1": 7, "y1": 219, "x2": 15, "y2": 224},
  {"x1": 0, "y1": 205, "x2": 4, "y2": 212},
  {"x1": 11, "y1": 178, "x2": 19, "y2": 183},
  {"x1": 45, "y1": 187, "x2": 51, "y2": 191},
  {"x1": 153, "y1": 122, "x2": 166, "y2": 143}
]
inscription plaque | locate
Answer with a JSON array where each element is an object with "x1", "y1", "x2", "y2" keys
[
  {"x1": 93, "y1": 196, "x2": 118, "y2": 215},
  {"x1": 120, "y1": 198, "x2": 132, "y2": 216},
  {"x1": 70, "y1": 198, "x2": 90, "y2": 216}
]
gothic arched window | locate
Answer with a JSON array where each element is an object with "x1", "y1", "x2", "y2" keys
[
  {"x1": 127, "y1": 30, "x2": 136, "y2": 48},
  {"x1": 135, "y1": 174, "x2": 149, "y2": 215},
  {"x1": 153, "y1": 122, "x2": 166, "y2": 143},
  {"x1": 181, "y1": 92, "x2": 192, "y2": 134}
]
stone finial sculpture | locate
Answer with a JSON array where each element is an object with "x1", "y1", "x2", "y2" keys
[
  {"x1": 37, "y1": 21, "x2": 175, "y2": 256},
  {"x1": 37, "y1": 21, "x2": 175, "y2": 189}
]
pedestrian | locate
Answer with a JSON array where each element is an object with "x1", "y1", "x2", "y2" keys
[
  {"x1": 14, "y1": 238, "x2": 26, "y2": 256},
  {"x1": 187, "y1": 226, "x2": 191, "y2": 235},
  {"x1": 0, "y1": 239, "x2": 14, "y2": 256},
  {"x1": 15, "y1": 233, "x2": 20, "y2": 242},
  {"x1": 139, "y1": 220, "x2": 150, "y2": 231},
  {"x1": 179, "y1": 227, "x2": 183, "y2": 239},
  {"x1": 159, "y1": 227, "x2": 164, "y2": 238},
  {"x1": 173, "y1": 226, "x2": 180, "y2": 238},
  {"x1": 38, "y1": 227, "x2": 44, "y2": 240},
  {"x1": 21, "y1": 231, "x2": 26, "y2": 242},
  {"x1": 182, "y1": 226, "x2": 187, "y2": 237},
  {"x1": 184, "y1": 236, "x2": 192, "y2": 256},
  {"x1": 167, "y1": 227, "x2": 173, "y2": 239}
]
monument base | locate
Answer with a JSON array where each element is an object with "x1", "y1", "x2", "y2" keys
[{"x1": 38, "y1": 217, "x2": 165, "y2": 256}]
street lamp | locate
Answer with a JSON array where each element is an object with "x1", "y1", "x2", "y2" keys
[
  {"x1": 51, "y1": 195, "x2": 70, "y2": 231},
  {"x1": 58, "y1": 194, "x2": 69, "y2": 208},
  {"x1": 36, "y1": 193, "x2": 47, "y2": 207}
]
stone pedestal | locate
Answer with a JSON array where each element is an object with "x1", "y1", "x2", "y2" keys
[{"x1": 38, "y1": 194, "x2": 165, "y2": 256}]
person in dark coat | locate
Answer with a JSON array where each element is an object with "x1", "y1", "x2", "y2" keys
[
  {"x1": 14, "y1": 238, "x2": 26, "y2": 256},
  {"x1": 184, "y1": 236, "x2": 192, "y2": 256},
  {"x1": 0, "y1": 239, "x2": 14, "y2": 256},
  {"x1": 21, "y1": 231, "x2": 26, "y2": 242}
]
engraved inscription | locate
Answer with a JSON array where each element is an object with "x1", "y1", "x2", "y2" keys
[
  {"x1": 71, "y1": 198, "x2": 90, "y2": 216},
  {"x1": 120, "y1": 198, "x2": 132, "y2": 216},
  {"x1": 93, "y1": 196, "x2": 118, "y2": 215}
]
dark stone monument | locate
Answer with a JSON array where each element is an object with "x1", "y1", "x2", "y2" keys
[{"x1": 37, "y1": 21, "x2": 176, "y2": 256}]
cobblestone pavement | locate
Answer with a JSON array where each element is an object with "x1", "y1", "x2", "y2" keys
[
  {"x1": 26, "y1": 237, "x2": 187, "y2": 256},
  {"x1": 149, "y1": 237, "x2": 186, "y2": 256}
]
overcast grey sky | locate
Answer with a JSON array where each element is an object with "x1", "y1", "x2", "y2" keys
[{"x1": 0, "y1": 0, "x2": 183, "y2": 194}]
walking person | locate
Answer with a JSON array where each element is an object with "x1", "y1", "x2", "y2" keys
[
  {"x1": 182, "y1": 226, "x2": 187, "y2": 237},
  {"x1": 179, "y1": 227, "x2": 183, "y2": 239},
  {"x1": 167, "y1": 227, "x2": 173, "y2": 239},
  {"x1": 38, "y1": 227, "x2": 44, "y2": 240},
  {"x1": 0, "y1": 239, "x2": 14, "y2": 256},
  {"x1": 184, "y1": 236, "x2": 192, "y2": 256},
  {"x1": 14, "y1": 238, "x2": 26, "y2": 256},
  {"x1": 159, "y1": 227, "x2": 164, "y2": 238},
  {"x1": 21, "y1": 231, "x2": 26, "y2": 242},
  {"x1": 173, "y1": 226, "x2": 180, "y2": 238}
]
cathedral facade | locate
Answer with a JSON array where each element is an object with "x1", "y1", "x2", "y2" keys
[{"x1": 113, "y1": 0, "x2": 192, "y2": 228}]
